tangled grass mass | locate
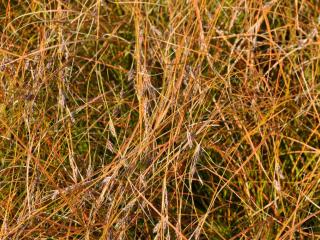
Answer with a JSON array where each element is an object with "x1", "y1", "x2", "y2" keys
[{"x1": 0, "y1": 0, "x2": 320, "y2": 239}]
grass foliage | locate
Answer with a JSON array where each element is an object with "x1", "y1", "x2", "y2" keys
[{"x1": 0, "y1": 0, "x2": 320, "y2": 239}]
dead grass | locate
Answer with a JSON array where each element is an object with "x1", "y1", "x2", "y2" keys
[{"x1": 0, "y1": 0, "x2": 320, "y2": 239}]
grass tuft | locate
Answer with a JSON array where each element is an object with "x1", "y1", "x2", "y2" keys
[{"x1": 0, "y1": 0, "x2": 320, "y2": 239}]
